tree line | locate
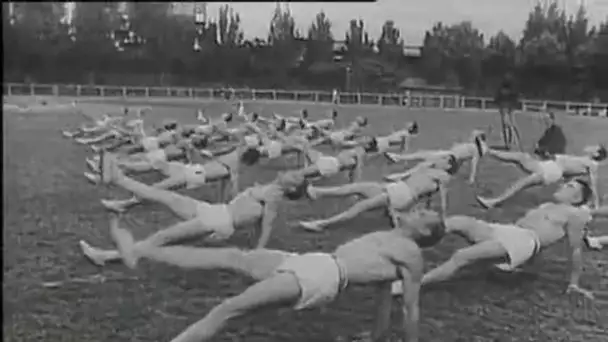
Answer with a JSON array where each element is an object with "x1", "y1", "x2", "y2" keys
[{"x1": 3, "y1": 2, "x2": 607, "y2": 101}]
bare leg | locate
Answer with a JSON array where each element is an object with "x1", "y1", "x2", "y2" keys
[
  {"x1": 167, "y1": 273, "x2": 300, "y2": 342},
  {"x1": 118, "y1": 159, "x2": 156, "y2": 173},
  {"x1": 106, "y1": 159, "x2": 201, "y2": 220},
  {"x1": 109, "y1": 214, "x2": 223, "y2": 268},
  {"x1": 101, "y1": 175, "x2": 186, "y2": 212},
  {"x1": 307, "y1": 182, "x2": 383, "y2": 200},
  {"x1": 476, "y1": 173, "x2": 544, "y2": 209},
  {"x1": 507, "y1": 110, "x2": 523, "y2": 152},
  {"x1": 136, "y1": 245, "x2": 288, "y2": 280},
  {"x1": 385, "y1": 150, "x2": 441, "y2": 163},
  {"x1": 421, "y1": 240, "x2": 508, "y2": 285},
  {"x1": 300, "y1": 194, "x2": 389, "y2": 231},
  {"x1": 498, "y1": 109, "x2": 510, "y2": 149},
  {"x1": 485, "y1": 149, "x2": 537, "y2": 173},
  {"x1": 76, "y1": 131, "x2": 119, "y2": 145}
]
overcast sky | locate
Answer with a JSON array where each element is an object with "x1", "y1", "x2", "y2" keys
[{"x1": 203, "y1": 0, "x2": 607, "y2": 45}]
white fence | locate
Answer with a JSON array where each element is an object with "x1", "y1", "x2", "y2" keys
[{"x1": 3, "y1": 83, "x2": 607, "y2": 117}]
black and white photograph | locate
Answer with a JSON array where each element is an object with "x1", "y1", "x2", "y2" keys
[{"x1": 3, "y1": 1, "x2": 608, "y2": 341}]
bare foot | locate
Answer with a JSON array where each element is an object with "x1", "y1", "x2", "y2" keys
[
  {"x1": 79, "y1": 240, "x2": 106, "y2": 267},
  {"x1": 108, "y1": 214, "x2": 137, "y2": 269},
  {"x1": 86, "y1": 158, "x2": 100, "y2": 173},
  {"x1": 475, "y1": 196, "x2": 494, "y2": 209},
  {"x1": 299, "y1": 220, "x2": 325, "y2": 232},
  {"x1": 84, "y1": 172, "x2": 100, "y2": 185},
  {"x1": 383, "y1": 152, "x2": 399, "y2": 164},
  {"x1": 101, "y1": 199, "x2": 126, "y2": 213},
  {"x1": 306, "y1": 185, "x2": 319, "y2": 200}
]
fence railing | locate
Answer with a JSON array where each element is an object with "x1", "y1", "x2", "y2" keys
[{"x1": 3, "y1": 83, "x2": 607, "y2": 117}]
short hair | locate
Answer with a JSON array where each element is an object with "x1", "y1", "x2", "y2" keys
[
  {"x1": 363, "y1": 137, "x2": 378, "y2": 153},
  {"x1": 547, "y1": 111, "x2": 555, "y2": 120},
  {"x1": 275, "y1": 118, "x2": 286, "y2": 131},
  {"x1": 331, "y1": 109, "x2": 338, "y2": 118},
  {"x1": 400, "y1": 210, "x2": 446, "y2": 248},
  {"x1": 446, "y1": 154, "x2": 460, "y2": 175},
  {"x1": 592, "y1": 145, "x2": 607, "y2": 162},
  {"x1": 251, "y1": 112, "x2": 259, "y2": 122},
  {"x1": 240, "y1": 147, "x2": 261, "y2": 165},
  {"x1": 163, "y1": 120, "x2": 178, "y2": 131},
  {"x1": 301, "y1": 109, "x2": 309, "y2": 119},
  {"x1": 408, "y1": 121, "x2": 419, "y2": 135},
  {"x1": 191, "y1": 136, "x2": 208, "y2": 149},
  {"x1": 223, "y1": 112, "x2": 233, "y2": 122},
  {"x1": 573, "y1": 178, "x2": 593, "y2": 206},
  {"x1": 356, "y1": 116, "x2": 368, "y2": 127}
]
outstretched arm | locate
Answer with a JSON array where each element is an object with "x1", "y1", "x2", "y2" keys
[
  {"x1": 587, "y1": 166, "x2": 600, "y2": 208},
  {"x1": 438, "y1": 181, "x2": 448, "y2": 221},
  {"x1": 398, "y1": 268, "x2": 420, "y2": 342},
  {"x1": 468, "y1": 154, "x2": 480, "y2": 184},
  {"x1": 256, "y1": 199, "x2": 279, "y2": 249},
  {"x1": 591, "y1": 205, "x2": 608, "y2": 217},
  {"x1": 565, "y1": 214, "x2": 588, "y2": 290},
  {"x1": 371, "y1": 281, "x2": 392, "y2": 342}
]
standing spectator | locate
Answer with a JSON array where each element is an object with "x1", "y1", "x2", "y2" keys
[
  {"x1": 534, "y1": 111, "x2": 567, "y2": 158},
  {"x1": 494, "y1": 74, "x2": 522, "y2": 151}
]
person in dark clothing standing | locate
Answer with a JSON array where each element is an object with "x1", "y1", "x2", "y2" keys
[
  {"x1": 534, "y1": 111, "x2": 567, "y2": 159},
  {"x1": 494, "y1": 74, "x2": 522, "y2": 151}
]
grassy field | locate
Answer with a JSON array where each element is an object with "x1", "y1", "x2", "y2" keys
[{"x1": 3, "y1": 97, "x2": 607, "y2": 342}]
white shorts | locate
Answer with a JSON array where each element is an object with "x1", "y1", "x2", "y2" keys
[
  {"x1": 316, "y1": 156, "x2": 341, "y2": 176},
  {"x1": 244, "y1": 135, "x2": 261, "y2": 148},
  {"x1": 276, "y1": 253, "x2": 346, "y2": 310},
  {"x1": 196, "y1": 202, "x2": 234, "y2": 240},
  {"x1": 329, "y1": 131, "x2": 346, "y2": 143},
  {"x1": 142, "y1": 137, "x2": 160, "y2": 151},
  {"x1": 376, "y1": 137, "x2": 391, "y2": 153},
  {"x1": 183, "y1": 164, "x2": 207, "y2": 189},
  {"x1": 265, "y1": 140, "x2": 283, "y2": 159},
  {"x1": 538, "y1": 161, "x2": 563, "y2": 184},
  {"x1": 490, "y1": 224, "x2": 540, "y2": 271},
  {"x1": 385, "y1": 181, "x2": 414, "y2": 211},
  {"x1": 146, "y1": 149, "x2": 167, "y2": 169}
]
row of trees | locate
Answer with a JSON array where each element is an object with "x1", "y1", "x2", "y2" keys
[{"x1": 3, "y1": 2, "x2": 608, "y2": 101}]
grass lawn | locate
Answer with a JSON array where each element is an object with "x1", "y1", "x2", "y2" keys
[{"x1": 3, "y1": 97, "x2": 607, "y2": 342}]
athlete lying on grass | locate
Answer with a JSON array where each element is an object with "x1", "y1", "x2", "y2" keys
[
  {"x1": 293, "y1": 136, "x2": 380, "y2": 183},
  {"x1": 62, "y1": 107, "x2": 128, "y2": 138},
  {"x1": 84, "y1": 131, "x2": 203, "y2": 176},
  {"x1": 71, "y1": 107, "x2": 151, "y2": 147},
  {"x1": 476, "y1": 143, "x2": 606, "y2": 209},
  {"x1": 105, "y1": 209, "x2": 445, "y2": 342},
  {"x1": 391, "y1": 179, "x2": 595, "y2": 300},
  {"x1": 88, "y1": 132, "x2": 261, "y2": 204},
  {"x1": 82, "y1": 154, "x2": 309, "y2": 258},
  {"x1": 9, "y1": 98, "x2": 78, "y2": 114},
  {"x1": 239, "y1": 117, "x2": 312, "y2": 167},
  {"x1": 385, "y1": 129, "x2": 487, "y2": 184},
  {"x1": 299, "y1": 153, "x2": 459, "y2": 232},
  {"x1": 310, "y1": 116, "x2": 368, "y2": 149}
]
